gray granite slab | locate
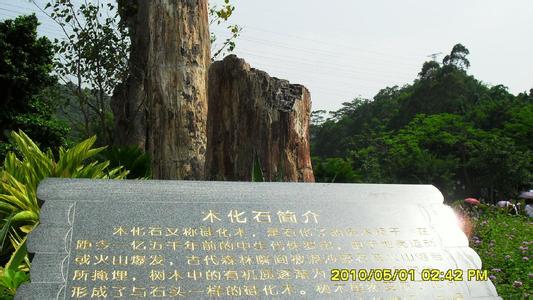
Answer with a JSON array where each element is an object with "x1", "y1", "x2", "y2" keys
[{"x1": 16, "y1": 179, "x2": 501, "y2": 299}]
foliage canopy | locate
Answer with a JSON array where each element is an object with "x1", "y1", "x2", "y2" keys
[
  {"x1": 0, "y1": 15, "x2": 68, "y2": 160},
  {"x1": 312, "y1": 44, "x2": 532, "y2": 201}
]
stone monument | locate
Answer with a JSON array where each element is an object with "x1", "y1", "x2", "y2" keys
[{"x1": 16, "y1": 179, "x2": 500, "y2": 299}]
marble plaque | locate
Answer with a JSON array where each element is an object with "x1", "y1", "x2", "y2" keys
[{"x1": 16, "y1": 179, "x2": 500, "y2": 299}]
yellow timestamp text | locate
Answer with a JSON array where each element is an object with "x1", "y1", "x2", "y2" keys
[{"x1": 330, "y1": 269, "x2": 489, "y2": 282}]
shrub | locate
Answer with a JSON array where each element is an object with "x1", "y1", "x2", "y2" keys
[
  {"x1": 97, "y1": 146, "x2": 151, "y2": 179},
  {"x1": 0, "y1": 130, "x2": 129, "y2": 298}
]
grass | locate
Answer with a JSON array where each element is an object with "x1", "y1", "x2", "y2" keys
[{"x1": 454, "y1": 203, "x2": 532, "y2": 299}]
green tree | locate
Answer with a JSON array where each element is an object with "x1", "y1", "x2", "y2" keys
[
  {"x1": 465, "y1": 133, "x2": 532, "y2": 201},
  {"x1": 501, "y1": 102, "x2": 533, "y2": 150},
  {"x1": 418, "y1": 60, "x2": 440, "y2": 79},
  {"x1": 311, "y1": 44, "x2": 532, "y2": 201},
  {"x1": 385, "y1": 114, "x2": 530, "y2": 200},
  {"x1": 34, "y1": 0, "x2": 130, "y2": 145},
  {"x1": 32, "y1": 0, "x2": 241, "y2": 146},
  {"x1": 392, "y1": 45, "x2": 486, "y2": 128},
  {"x1": 443, "y1": 43, "x2": 470, "y2": 70},
  {"x1": 0, "y1": 15, "x2": 68, "y2": 160},
  {"x1": 312, "y1": 157, "x2": 360, "y2": 183}
]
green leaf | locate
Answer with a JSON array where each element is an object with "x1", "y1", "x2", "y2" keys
[
  {"x1": 0, "y1": 269, "x2": 15, "y2": 289},
  {"x1": 252, "y1": 154, "x2": 264, "y2": 182},
  {"x1": 6, "y1": 238, "x2": 27, "y2": 272},
  {"x1": 11, "y1": 271, "x2": 29, "y2": 289},
  {"x1": 0, "y1": 214, "x2": 14, "y2": 252},
  {"x1": 276, "y1": 158, "x2": 285, "y2": 182},
  {"x1": 12, "y1": 211, "x2": 39, "y2": 223},
  {"x1": 18, "y1": 225, "x2": 33, "y2": 234}
]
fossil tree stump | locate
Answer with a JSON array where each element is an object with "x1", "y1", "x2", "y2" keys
[
  {"x1": 112, "y1": 0, "x2": 210, "y2": 180},
  {"x1": 206, "y1": 55, "x2": 315, "y2": 182}
]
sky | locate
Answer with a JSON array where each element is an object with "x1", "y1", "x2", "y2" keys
[{"x1": 2, "y1": 0, "x2": 533, "y2": 112}]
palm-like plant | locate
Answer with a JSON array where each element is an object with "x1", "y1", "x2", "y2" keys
[{"x1": 0, "y1": 130, "x2": 129, "y2": 270}]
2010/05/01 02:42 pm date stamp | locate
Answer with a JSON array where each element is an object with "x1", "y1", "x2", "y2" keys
[{"x1": 330, "y1": 269, "x2": 489, "y2": 282}]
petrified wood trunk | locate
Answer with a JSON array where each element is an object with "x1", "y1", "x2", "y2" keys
[
  {"x1": 206, "y1": 55, "x2": 315, "y2": 182},
  {"x1": 112, "y1": 0, "x2": 210, "y2": 180}
]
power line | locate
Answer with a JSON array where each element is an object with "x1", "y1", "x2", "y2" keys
[
  {"x1": 237, "y1": 35, "x2": 420, "y2": 69},
  {"x1": 4, "y1": 4, "x2": 426, "y2": 74},
  {"x1": 0, "y1": 5, "x2": 61, "y2": 30},
  {"x1": 1, "y1": 1, "x2": 37, "y2": 13},
  {"x1": 234, "y1": 58, "x2": 410, "y2": 99},
  {"x1": 213, "y1": 30, "x2": 423, "y2": 69},
  {"x1": 233, "y1": 49, "x2": 416, "y2": 84},
  {"x1": 0, "y1": 7, "x2": 28, "y2": 15},
  {"x1": 233, "y1": 45, "x2": 417, "y2": 77},
  {"x1": 241, "y1": 25, "x2": 427, "y2": 62},
  {"x1": 6, "y1": 3, "x2": 431, "y2": 67},
  {"x1": 213, "y1": 37, "x2": 422, "y2": 80},
  {"x1": 244, "y1": 62, "x2": 404, "y2": 94},
  {"x1": 0, "y1": 3, "x2": 412, "y2": 104}
]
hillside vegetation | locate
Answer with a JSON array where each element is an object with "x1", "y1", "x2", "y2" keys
[{"x1": 312, "y1": 44, "x2": 532, "y2": 202}]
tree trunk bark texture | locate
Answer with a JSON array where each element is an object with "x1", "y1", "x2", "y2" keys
[
  {"x1": 206, "y1": 55, "x2": 315, "y2": 182},
  {"x1": 112, "y1": 0, "x2": 210, "y2": 180}
]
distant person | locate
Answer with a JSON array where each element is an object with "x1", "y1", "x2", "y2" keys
[
  {"x1": 526, "y1": 204, "x2": 533, "y2": 218},
  {"x1": 496, "y1": 201, "x2": 518, "y2": 215}
]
